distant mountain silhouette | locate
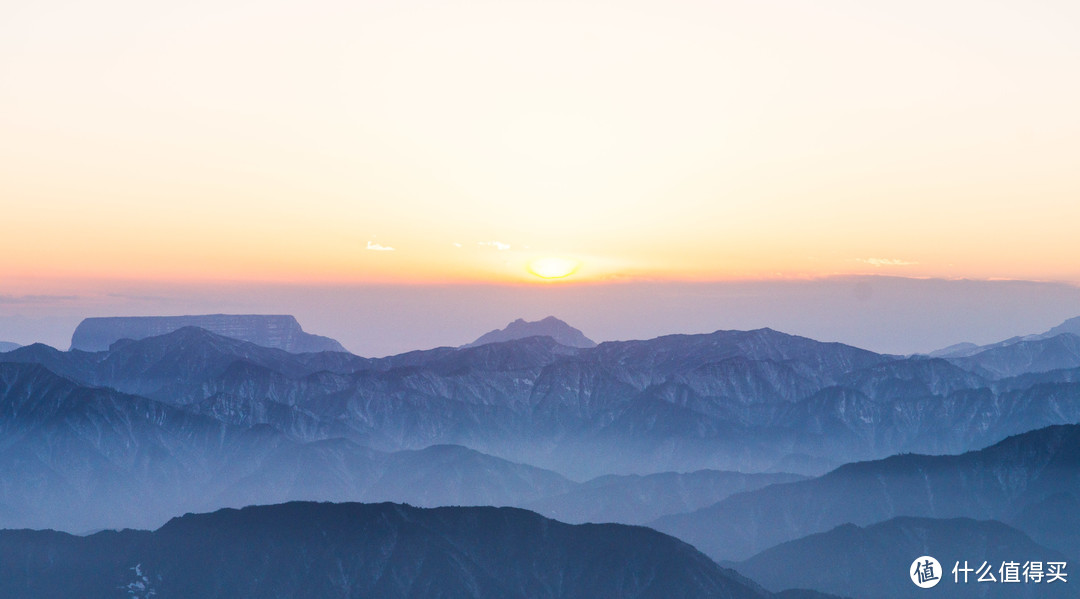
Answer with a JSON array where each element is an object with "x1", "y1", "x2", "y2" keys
[
  {"x1": 931, "y1": 314, "x2": 1080, "y2": 360},
  {"x1": 0, "y1": 341, "x2": 20, "y2": 352},
  {"x1": 464, "y1": 316, "x2": 597, "y2": 348},
  {"x1": 213, "y1": 440, "x2": 577, "y2": 510},
  {"x1": 6, "y1": 324, "x2": 1080, "y2": 478},
  {"x1": 1045, "y1": 316, "x2": 1080, "y2": 337},
  {"x1": 0, "y1": 501, "x2": 789, "y2": 599},
  {"x1": 993, "y1": 365, "x2": 1080, "y2": 393},
  {"x1": 949, "y1": 334, "x2": 1080, "y2": 378},
  {"x1": 929, "y1": 341, "x2": 981, "y2": 358},
  {"x1": 526, "y1": 470, "x2": 805, "y2": 524},
  {"x1": 651, "y1": 424, "x2": 1080, "y2": 561},
  {"x1": 734, "y1": 517, "x2": 1075, "y2": 599},
  {"x1": 70, "y1": 314, "x2": 347, "y2": 353}
]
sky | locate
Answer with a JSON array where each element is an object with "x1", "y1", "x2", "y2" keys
[{"x1": 2, "y1": 0, "x2": 1079, "y2": 352}]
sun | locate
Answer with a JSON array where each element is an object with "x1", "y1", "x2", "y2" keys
[{"x1": 528, "y1": 257, "x2": 580, "y2": 279}]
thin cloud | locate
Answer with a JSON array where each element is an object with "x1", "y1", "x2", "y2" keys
[
  {"x1": 366, "y1": 241, "x2": 395, "y2": 251},
  {"x1": 106, "y1": 292, "x2": 169, "y2": 301},
  {"x1": 478, "y1": 241, "x2": 511, "y2": 250},
  {"x1": 857, "y1": 258, "x2": 918, "y2": 267},
  {"x1": 0, "y1": 294, "x2": 80, "y2": 304}
]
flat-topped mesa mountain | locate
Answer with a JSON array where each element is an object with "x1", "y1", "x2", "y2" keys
[
  {"x1": 70, "y1": 314, "x2": 347, "y2": 353},
  {"x1": 3, "y1": 326, "x2": 371, "y2": 404},
  {"x1": 0, "y1": 501, "x2": 827, "y2": 599},
  {"x1": 464, "y1": 316, "x2": 597, "y2": 348}
]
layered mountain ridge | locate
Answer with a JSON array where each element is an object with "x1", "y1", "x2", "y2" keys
[
  {"x1": 651, "y1": 423, "x2": 1080, "y2": 561},
  {"x1": 8, "y1": 321, "x2": 1080, "y2": 478},
  {"x1": 0, "y1": 360, "x2": 803, "y2": 532},
  {"x1": 2, "y1": 314, "x2": 1079, "y2": 597}
]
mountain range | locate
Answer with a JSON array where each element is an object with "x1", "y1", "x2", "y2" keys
[
  {"x1": 931, "y1": 315, "x2": 1080, "y2": 359},
  {"x1": 0, "y1": 359, "x2": 804, "y2": 533},
  {"x1": 6, "y1": 317, "x2": 1080, "y2": 479},
  {"x1": 2, "y1": 313, "x2": 1080, "y2": 596},
  {"x1": 651, "y1": 423, "x2": 1080, "y2": 561}
]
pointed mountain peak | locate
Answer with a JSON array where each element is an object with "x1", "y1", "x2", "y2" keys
[{"x1": 463, "y1": 316, "x2": 597, "y2": 349}]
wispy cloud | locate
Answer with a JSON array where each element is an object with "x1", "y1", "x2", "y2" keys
[
  {"x1": 478, "y1": 241, "x2": 511, "y2": 250},
  {"x1": 0, "y1": 294, "x2": 80, "y2": 304},
  {"x1": 366, "y1": 241, "x2": 395, "y2": 251},
  {"x1": 452, "y1": 242, "x2": 463, "y2": 248},
  {"x1": 857, "y1": 258, "x2": 918, "y2": 267}
]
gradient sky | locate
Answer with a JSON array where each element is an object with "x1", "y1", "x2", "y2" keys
[
  {"x1": 2, "y1": 1, "x2": 1079, "y2": 352},
  {"x1": 3, "y1": 0, "x2": 1079, "y2": 287}
]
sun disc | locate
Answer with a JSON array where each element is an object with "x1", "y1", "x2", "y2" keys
[{"x1": 528, "y1": 257, "x2": 580, "y2": 279}]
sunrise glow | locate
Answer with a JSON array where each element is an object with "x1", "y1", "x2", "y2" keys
[
  {"x1": 528, "y1": 257, "x2": 580, "y2": 280},
  {"x1": 1, "y1": 0, "x2": 1078, "y2": 291}
]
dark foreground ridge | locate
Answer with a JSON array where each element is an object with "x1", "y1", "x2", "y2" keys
[{"x1": 0, "y1": 501, "x2": 831, "y2": 599}]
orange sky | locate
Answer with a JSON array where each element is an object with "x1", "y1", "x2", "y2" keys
[{"x1": 2, "y1": 0, "x2": 1079, "y2": 290}]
